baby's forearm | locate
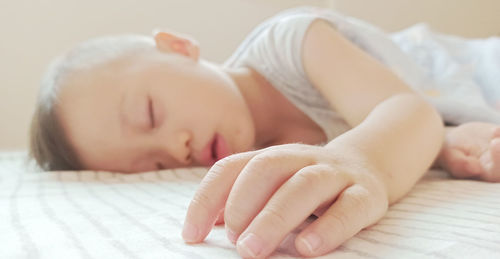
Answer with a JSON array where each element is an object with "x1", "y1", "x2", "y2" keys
[{"x1": 326, "y1": 93, "x2": 444, "y2": 204}]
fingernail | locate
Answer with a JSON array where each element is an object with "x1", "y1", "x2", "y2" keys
[
  {"x1": 182, "y1": 222, "x2": 199, "y2": 243},
  {"x1": 237, "y1": 233, "x2": 263, "y2": 258},
  {"x1": 301, "y1": 232, "x2": 322, "y2": 253},
  {"x1": 227, "y1": 229, "x2": 238, "y2": 244}
]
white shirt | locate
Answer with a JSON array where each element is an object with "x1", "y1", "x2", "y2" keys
[{"x1": 225, "y1": 6, "x2": 500, "y2": 141}]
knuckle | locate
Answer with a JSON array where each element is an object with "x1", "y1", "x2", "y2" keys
[
  {"x1": 251, "y1": 143, "x2": 316, "y2": 165},
  {"x1": 344, "y1": 188, "x2": 369, "y2": 212},
  {"x1": 343, "y1": 186, "x2": 384, "y2": 224},
  {"x1": 265, "y1": 143, "x2": 296, "y2": 151},
  {"x1": 206, "y1": 161, "x2": 228, "y2": 180},
  {"x1": 253, "y1": 150, "x2": 284, "y2": 162},
  {"x1": 322, "y1": 211, "x2": 350, "y2": 237},
  {"x1": 211, "y1": 154, "x2": 237, "y2": 170},
  {"x1": 261, "y1": 204, "x2": 290, "y2": 229},
  {"x1": 294, "y1": 164, "x2": 337, "y2": 187},
  {"x1": 223, "y1": 201, "x2": 249, "y2": 231},
  {"x1": 190, "y1": 190, "x2": 215, "y2": 213},
  {"x1": 247, "y1": 150, "x2": 286, "y2": 169},
  {"x1": 295, "y1": 168, "x2": 324, "y2": 187},
  {"x1": 206, "y1": 154, "x2": 244, "y2": 179}
]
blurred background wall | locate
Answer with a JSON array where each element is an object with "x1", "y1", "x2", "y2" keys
[{"x1": 1, "y1": 0, "x2": 499, "y2": 150}]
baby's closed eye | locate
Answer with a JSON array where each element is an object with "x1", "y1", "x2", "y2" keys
[{"x1": 148, "y1": 95, "x2": 156, "y2": 128}]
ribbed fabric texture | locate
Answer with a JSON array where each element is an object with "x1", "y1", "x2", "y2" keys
[{"x1": 2, "y1": 152, "x2": 499, "y2": 258}]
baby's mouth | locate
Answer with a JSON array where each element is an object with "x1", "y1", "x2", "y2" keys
[{"x1": 211, "y1": 135, "x2": 218, "y2": 161}]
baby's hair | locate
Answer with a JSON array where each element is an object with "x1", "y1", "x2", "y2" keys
[{"x1": 30, "y1": 34, "x2": 155, "y2": 171}]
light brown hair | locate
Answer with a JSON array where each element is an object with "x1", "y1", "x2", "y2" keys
[{"x1": 29, "y1": 54, "x2": 83, "y2": 171}]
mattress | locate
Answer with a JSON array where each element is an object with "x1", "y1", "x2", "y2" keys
[{"x1": 1, "y1": 151, "x2": 499, "y2": 258}]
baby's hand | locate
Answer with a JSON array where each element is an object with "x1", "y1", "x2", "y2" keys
[
  {"x1": 182, "y1": 143, "x2": 389, "y2": 258},
  {"x1": 437, "y1": 122, "x2": 500, "y2": 182}
]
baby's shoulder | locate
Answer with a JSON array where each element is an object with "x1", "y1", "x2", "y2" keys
[{"x1": 224, "y1": 7, "x2": 332, "y2": 68}]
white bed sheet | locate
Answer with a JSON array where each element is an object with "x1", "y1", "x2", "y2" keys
[{"x1": 1, "y1": 152, "x2": 499, "y2": 258}]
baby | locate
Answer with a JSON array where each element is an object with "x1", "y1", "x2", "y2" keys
[{"x1": 30, "y1": 7, "x2": 500, "y2": 258}]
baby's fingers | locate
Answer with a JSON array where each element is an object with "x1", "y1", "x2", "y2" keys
[
  {"x1": 295, "y1": 185, "x2": 388, "y2": 257},
  {"x1": 182, "y1": 151, "x2": 257, "y2": 243},
  {"x1": 215, "y1": 209, "x2": 225, "y2": 225},
  {"x1": 235, "y1": 164, "x2": 352, "y2": 258},
  {"x1": 224, "y1": 148, "x2": 315, "y2": 241}
]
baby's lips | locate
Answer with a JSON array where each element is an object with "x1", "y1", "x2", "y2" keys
[
  {"x1": 215, "y1": 133, "x2": 231, "y2": 161},
  {"x1": 195, "y1": 134, "x2": 217, "y2": 167}
]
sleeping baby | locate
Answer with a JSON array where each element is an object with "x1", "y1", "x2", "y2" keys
[{"x1": 29, "y1": 6, "x2": 500, "y2": 258}]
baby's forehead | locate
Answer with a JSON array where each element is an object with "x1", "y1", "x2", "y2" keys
[
  {"x1": 57, "y1": 66, "x2": 115, "y2": 106},
  {"x1": 56, "y1": 60, "x2": 126, "y2": 155},
  {"x1": 61, "y1": 49, "x2": 179, "y2": 96},
  {"x1": 59, "y1": 51, "x2": 160, "y2": 104},
  {"x1": 63, "y1": 57, "x2": 127, "y2": 88}
]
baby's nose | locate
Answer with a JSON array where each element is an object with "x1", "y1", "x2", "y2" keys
[{"x1": 171, "y1": 130, "x2": 193, "y2": 165}]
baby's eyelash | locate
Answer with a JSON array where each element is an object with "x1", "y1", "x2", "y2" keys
[{"x1": 148, "y1": 96, "x2": 155, "y2": 128}]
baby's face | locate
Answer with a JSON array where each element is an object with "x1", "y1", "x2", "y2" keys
[{"x1": 57, "y1": 52, "x2": 256, "y2": 173}]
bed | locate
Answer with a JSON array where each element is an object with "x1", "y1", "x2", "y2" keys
[{"x1": 1, "y1": 151, "x2": 499, "y2": 258}]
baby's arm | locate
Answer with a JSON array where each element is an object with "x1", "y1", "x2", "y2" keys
[
  {"x1": 327, "y1": 94, "x2": 444, "y2": 204},
  {"x1": 182, "y1": 19, "x2": 444, "y2": 258},
  {"x1": 302, "y1": 19, "x2": 444, "y2": 203},
  {"x1": 183, "y1": 93, "x2": 443, "y2": 258}
]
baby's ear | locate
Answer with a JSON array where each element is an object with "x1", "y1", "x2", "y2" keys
[{"x1": 152, "y1": 29, "x2": 200, "y2": 61}]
